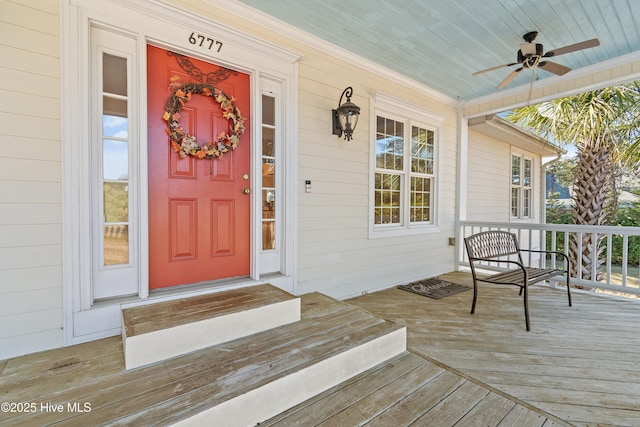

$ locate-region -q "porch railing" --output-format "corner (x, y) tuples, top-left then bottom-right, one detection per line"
(459, 221), (640, 297)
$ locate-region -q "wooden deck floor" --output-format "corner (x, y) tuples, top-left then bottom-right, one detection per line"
(263, 351), (565, 427)
(2, 273), (638, 426)
(1, 288), (560, 427)
(347, 271), (640, 427)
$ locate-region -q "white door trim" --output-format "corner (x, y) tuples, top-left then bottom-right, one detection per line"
(61, 0), (300, 346)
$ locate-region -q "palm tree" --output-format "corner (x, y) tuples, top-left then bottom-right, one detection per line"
(507, 83), (640, 280)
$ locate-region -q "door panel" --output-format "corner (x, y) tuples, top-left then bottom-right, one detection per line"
(147, 45), (251, 289)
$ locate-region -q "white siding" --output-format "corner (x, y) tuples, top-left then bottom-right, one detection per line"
(0, 0), (63, 359)
(466, 129), (544, 224)
(466, 131), (510, 221)
(296, 58), (459, 298)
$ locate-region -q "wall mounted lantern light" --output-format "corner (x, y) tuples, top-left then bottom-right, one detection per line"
(332, 87), (360, 141)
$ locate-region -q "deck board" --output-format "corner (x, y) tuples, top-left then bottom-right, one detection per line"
(347, 271), (640, 427)
(0, 287), (560, 427)
(122, 284), (297, 337)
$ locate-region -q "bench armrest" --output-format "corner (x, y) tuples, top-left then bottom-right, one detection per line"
(469, 257), (528, 270)
(519, 249), (571, 270)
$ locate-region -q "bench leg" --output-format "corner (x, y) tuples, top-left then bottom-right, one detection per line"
(470, 280), (478, 315)
(523, 285), (530, 331)
(566, 275), (572, 307)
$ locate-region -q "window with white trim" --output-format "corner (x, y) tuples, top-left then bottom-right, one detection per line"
(90, 26), (139, 301)
(511, 153), (533, 219)
(371, 94), (442, 237)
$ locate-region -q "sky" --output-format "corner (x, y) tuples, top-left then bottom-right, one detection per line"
(103, 115), (129, 180)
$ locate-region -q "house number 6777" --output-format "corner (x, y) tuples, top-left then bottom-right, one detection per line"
(188, 32), (223, 52)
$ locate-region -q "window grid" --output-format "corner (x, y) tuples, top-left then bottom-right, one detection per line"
(511, 154), (533, 219)
(374, 172), (402, 224)
(374, 114), (436, 227)
(410, 126), (434, 223)
(101, 53), (130, 267)
(261, 94), (277, 251)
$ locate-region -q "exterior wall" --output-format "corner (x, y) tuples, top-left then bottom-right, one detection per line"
(465, 132), (510, 221)
(0, 1), (64, 357)
(466, 129), (544, 224)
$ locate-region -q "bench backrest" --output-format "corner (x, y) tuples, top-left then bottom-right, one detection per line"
(464, 230), (522, 261)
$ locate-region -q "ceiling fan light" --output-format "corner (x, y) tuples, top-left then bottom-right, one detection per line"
(520, 42), (537, 56)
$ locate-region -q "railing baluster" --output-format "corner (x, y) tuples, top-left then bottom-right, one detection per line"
(605, 235), (612, 286)
(622, 235), (628, 289)
(591, 232), (598, 282)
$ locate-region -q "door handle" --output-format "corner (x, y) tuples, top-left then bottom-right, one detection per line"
(242, 188), (251, 194)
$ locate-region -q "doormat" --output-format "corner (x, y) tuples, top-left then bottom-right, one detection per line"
(397, 278), (471, 300)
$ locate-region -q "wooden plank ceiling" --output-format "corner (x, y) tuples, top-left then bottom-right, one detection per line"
(236, 0), (640, 102)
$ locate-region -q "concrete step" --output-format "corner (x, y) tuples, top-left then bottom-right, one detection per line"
(121, 284), (301, 370)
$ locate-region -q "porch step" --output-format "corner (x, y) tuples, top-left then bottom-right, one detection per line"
(57, 293), (406, 427)
(121, 284), (301, 370)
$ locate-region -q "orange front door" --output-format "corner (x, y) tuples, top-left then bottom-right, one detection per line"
(147, 45), (251, 289)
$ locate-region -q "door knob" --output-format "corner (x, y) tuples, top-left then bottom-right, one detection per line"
(242, 188), (251, 194)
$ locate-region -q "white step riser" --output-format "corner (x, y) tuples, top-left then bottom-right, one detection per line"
(123, 298), (301, 370)
(171, 326), (407, 427)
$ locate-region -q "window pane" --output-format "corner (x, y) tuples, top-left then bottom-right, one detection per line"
(376, 115), (385, 133)
(262, 159), (275, 187)
(511, 187), (520, 217)
(103, 97), (127, 118)
(262, 127), (275, 157)
(524, 158), (532, 187)
(103, 53), (127, 96)
(262, 187), (276, 250)
(376, 116), (404, 171)
(374, 172), (401, 224)
(262, 221), (275, 250)
(104, 182), (128, 223)
(104, 224), (128, 266)
(103, 139), (129, 180)
(262, 189), (275, 219)
(523, 189), (531, 217)
(103, 114), (128, 138)
(512, 155), (521, 185)
(410, 176), (431, 223)
(262, 95), (275, 126)
(411, 126), (434, 174)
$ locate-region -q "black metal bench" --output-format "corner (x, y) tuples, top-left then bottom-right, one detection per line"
(464, 230), (572, 331)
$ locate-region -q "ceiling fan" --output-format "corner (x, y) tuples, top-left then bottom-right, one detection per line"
(473, 31), (600, 88)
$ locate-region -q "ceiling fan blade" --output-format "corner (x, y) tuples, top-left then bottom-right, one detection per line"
(473, 62), (518, 76)
(539, 61), (571, 76)
(497, 68), (523, 89)
(544, 38), (600, 57)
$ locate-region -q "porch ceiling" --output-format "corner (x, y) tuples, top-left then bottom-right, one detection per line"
(234, 0), (640, 104)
